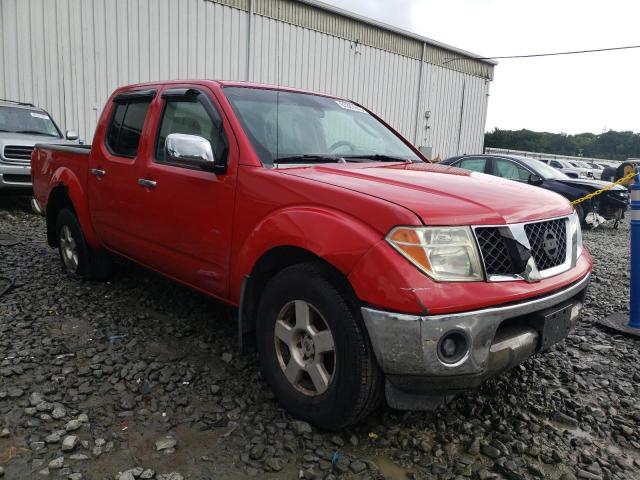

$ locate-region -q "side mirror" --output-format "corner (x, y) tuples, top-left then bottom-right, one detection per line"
(65, 130), (79, 141)
(528, 173), (543, 186)
(165, 133), (227, 174)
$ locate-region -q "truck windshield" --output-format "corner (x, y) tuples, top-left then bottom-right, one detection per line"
(223, 87), (421, 165)
(0, 107), (61, 137)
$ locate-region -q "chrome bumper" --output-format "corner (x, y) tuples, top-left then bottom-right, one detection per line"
(0, 164), (32, 189)
(361, 273), (590, 384)
(31, 198), (44, 216)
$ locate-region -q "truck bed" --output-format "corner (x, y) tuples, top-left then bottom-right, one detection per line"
(31, 143), (92, 213)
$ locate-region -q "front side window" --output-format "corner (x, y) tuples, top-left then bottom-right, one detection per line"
(106, 100), (151, 157)
(0, 106), (61, 137)
(223, 87), (420, 165)
(458, 157), (487, 173)
(155, 96), (227, 164)
(493, 159), (530, 182)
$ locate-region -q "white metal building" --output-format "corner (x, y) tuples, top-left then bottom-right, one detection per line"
(0, 0), (495, 159)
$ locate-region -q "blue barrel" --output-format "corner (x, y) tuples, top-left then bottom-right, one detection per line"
(630, 171), (640, 328)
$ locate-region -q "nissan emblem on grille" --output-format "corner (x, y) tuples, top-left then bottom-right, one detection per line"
(475, 217), (569, 280)
(542, 229), (559, 260)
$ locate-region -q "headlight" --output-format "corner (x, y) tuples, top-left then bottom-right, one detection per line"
(569, 212), (583, 258)
(578, 171), (587, 178)
(386, 226), (484, 281)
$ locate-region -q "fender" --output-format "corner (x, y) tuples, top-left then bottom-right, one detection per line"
(48, 167), (101, 248)
(230, 206), (385, 301)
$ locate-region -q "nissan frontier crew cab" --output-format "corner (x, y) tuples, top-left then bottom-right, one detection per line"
(31, 81), (592, 429)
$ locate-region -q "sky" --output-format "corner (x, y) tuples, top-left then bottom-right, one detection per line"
(324, 0), (640, 135)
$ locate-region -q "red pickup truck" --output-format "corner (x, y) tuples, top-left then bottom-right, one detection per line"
(31, 80), (592, 429)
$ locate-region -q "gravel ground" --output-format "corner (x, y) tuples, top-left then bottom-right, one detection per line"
(0, 195), (639, 480)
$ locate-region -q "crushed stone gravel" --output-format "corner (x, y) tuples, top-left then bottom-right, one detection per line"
(1, 196), (639, 479)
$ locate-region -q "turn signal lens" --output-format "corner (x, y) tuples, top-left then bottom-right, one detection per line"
(388, 228), (431, 272)
(386, 226), (484, 282)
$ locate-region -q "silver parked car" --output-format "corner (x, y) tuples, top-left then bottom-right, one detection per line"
(538, 158), (593, 179)
(0, 99), (79, 191)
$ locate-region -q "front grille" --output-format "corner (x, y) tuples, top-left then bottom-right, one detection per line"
(524, 219), (567, 271)
(2, 145), (34, 165)
(474, 217), (570, 280)
(475, 227), (514, 275)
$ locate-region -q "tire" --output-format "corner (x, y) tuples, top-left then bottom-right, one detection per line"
(55, 208), (111, 280)
(256, 263), (383, 430)
(575, 205), (589, 229)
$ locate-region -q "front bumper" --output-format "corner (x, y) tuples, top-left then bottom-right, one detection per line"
(0, 164), (32, 190)
(361, 272), (590, 408)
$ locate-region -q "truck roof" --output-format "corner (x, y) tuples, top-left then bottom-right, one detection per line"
(118, 80), (348, 101)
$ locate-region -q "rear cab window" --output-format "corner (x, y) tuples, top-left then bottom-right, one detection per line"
(105, 94), (153, 158)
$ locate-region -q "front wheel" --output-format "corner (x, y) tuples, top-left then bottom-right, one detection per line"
(256, 263), (382, 429)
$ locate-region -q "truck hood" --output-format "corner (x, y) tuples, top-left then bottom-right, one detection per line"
(280, 162), (573, 225)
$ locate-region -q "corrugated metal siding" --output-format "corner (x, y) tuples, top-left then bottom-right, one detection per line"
(0, 0), (491, 158)
(255, 0), (423, 60)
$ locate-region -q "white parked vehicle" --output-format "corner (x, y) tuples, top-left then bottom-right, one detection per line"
(568, 160), (601, 179)
(539, 158), (593, 179)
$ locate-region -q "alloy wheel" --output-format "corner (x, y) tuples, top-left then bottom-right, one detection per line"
(273, 300), (336, 396)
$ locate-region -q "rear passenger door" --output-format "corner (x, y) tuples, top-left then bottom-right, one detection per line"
(88, 89), (155, 257)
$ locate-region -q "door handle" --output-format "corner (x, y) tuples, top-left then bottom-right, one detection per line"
(90, 168), (106, 177)
(137, 178), (157, 189)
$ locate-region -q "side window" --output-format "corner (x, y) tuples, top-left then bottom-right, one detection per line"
(458, 157), (486, 173)
(550, 160), (562, 168)
(494, 159), (530, 182)
(155, 95), (227, 165)
(105, 100), (151, 157)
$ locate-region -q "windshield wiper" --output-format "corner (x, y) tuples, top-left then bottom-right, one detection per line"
(14, 130), (59, 137)
(273, 155), (345, 164)
(341, 154), (411, 163)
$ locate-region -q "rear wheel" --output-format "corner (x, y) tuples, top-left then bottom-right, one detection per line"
(256, 263), (382, 429)
(55, 208), (111, 280)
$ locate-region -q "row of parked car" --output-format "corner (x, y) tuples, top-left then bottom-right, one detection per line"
(540, 158), (611, 180)
(441, 154), (630, 228)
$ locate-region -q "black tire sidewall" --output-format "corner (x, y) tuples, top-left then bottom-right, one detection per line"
(575, 204), (587, 228)
(256, 265), (369, 428)
(55, 208), (91, 279)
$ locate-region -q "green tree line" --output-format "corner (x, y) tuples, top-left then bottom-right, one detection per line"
(484, 129), (640, 161)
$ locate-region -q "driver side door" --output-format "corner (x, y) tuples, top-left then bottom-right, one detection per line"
(131, 85), (238, 298)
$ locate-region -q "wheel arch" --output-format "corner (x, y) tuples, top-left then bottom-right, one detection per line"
(45, 167), (100, 248)
(238, 245), (360, 352)
(46, 185), (74, 247)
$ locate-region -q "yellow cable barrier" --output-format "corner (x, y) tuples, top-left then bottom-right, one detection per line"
(571, 170), (637, 206)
